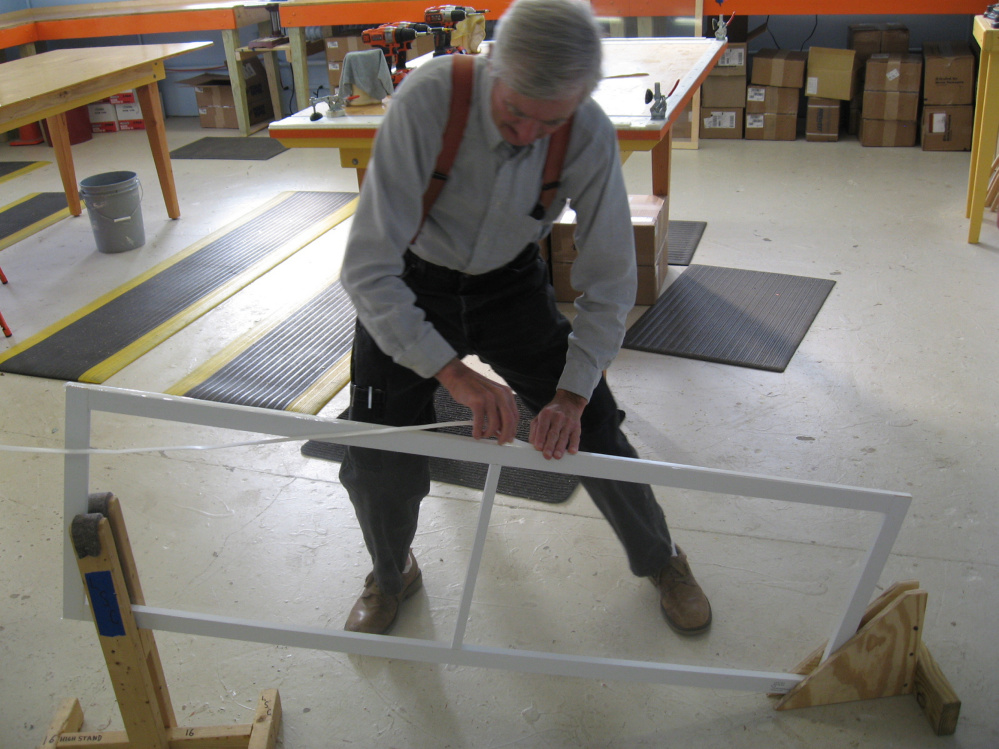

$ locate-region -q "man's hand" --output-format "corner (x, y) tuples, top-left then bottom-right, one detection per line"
(530, 389), (588, 460)
(435, 358), (519, 444)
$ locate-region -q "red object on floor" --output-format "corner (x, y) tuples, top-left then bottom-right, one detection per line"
(41, 107), (93, 146)
(10, 122), (44, 146)
(0, 265), (11, 338)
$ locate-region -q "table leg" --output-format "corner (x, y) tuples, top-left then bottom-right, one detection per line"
(135, 81), (181, 220)
(651, 127), (673, 198)
(287, 26), (311, 113)
(967, 48), (999, 243)
(46, 111), (81, 216)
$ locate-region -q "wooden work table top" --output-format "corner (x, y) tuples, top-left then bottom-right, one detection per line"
(0, 42), (211, 115)
(270, 38), (724, 144)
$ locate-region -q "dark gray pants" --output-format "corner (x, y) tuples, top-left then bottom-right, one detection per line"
(340, 246), (674, 594)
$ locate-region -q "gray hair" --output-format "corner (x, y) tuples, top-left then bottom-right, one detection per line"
(490, 0), (604, 101)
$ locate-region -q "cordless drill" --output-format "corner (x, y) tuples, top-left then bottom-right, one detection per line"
(361, 22), (430, 85)
(424, 5), (487, 56)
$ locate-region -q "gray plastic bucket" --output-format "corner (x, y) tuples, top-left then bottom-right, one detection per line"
(79, 171), (145, 254)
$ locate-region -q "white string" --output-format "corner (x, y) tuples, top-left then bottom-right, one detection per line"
(0, 420), (476, 457)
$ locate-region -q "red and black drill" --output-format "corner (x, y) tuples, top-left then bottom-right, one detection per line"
(424, 5), (487, 56)
(361, 21), (430, 85)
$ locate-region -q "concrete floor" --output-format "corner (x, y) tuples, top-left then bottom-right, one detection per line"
(0, 118), (996, 748)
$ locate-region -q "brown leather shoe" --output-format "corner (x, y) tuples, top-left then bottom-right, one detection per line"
(649, 547), (712, 635)
(344, 551), (423, 634)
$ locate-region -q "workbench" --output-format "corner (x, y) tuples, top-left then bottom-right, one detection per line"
(0, 42), (211, 219)
(269, 37), (726, 198)
(0, 1), (273, 135)
(967, 15), (998, 244)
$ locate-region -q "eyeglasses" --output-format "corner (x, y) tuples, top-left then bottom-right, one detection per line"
(501, 97), (570, 130)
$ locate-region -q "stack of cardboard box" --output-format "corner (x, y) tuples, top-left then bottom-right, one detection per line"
(86, 91), (143, 133)
(180, 57), (273, 129)
(860, 53), (922, 147)
(550, 195), (669, 306)
(804, 46), (861, 143)
(746, 49), (806, 141)
(921, 42), (976, 152)
(847, 23), (910, 134)
(700, 43), (746, 139)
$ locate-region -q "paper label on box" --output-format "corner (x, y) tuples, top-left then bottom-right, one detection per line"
(746, 114), (764, 128)
(704, 111), (737, 129)
(242, 61), (257, 79)
(329, 62), (341, 71)
(806, 77), (818, 96)
(931, 112), (948, 133)
(747, 87), (766, 102)
(720, 48), (745, 67)
(886, 69), (900, 82)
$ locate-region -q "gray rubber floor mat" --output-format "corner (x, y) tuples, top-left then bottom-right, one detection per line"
(170, 137), (288, 160)
(0, 161), (46, 182)
(0, 191), (356, 382)
(623, 264), (835, 372)
(179, 280), (354, 412)
(301, 389), (582, 504)
(666, 220), (706, 266)
(0, 193), (68, 245)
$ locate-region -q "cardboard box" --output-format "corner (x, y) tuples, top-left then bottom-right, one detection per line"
(860, 118), (917, 147)
(700, 108), (743, 139)
(923, 42), (975, 105)
(862, 90), (919, 121)
(635, 252), (669, 305)
(629, 194), (668, 267)
(324, 35), (366, 63)
(745, 112), (796, 141)
(880, 23), (910, 53)
(549, 195), (668, 267)
(848, 24), (882, 63)
(751, 49), (807, 88)
(806, 47), (859, 101)
(86, 102), (118, 133)
(712, 42), (747, 76)
(865, 53), (922, 93)
(114, 103), (145, 131)
(702, 75), (746, 108)
(921, 105), (973, 151)
(672, 102), (692, 140)
(746, 85), (799, 115)
(198, 100), (273, 130)
(550, 205), (577, 263)
(108, 90), (136, 104)
(806, 98), (841, 141)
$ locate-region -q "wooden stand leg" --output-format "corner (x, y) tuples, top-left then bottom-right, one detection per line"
(45, 112), (81, 216)
(135, 82), (181, 220)
(775, 580), (961, 736)
(651, 128), (673, 198)
(45, 492), (281, 748)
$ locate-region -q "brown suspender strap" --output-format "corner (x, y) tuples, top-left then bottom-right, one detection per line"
(418, 54), (475, 233)
(531, 115), (574, 220)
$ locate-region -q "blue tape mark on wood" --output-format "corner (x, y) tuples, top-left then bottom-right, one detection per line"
(85, 570), (126, 637)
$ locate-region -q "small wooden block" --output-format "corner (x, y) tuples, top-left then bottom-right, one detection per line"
(914, 641), (961, 735)
(38, 698), (83, 748)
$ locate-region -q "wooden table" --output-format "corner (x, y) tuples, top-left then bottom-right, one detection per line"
(0, 1), (272, 135)
(269, 38), (725, 198)
(968, 15), (999, 244)
(0, 42), (211, 219)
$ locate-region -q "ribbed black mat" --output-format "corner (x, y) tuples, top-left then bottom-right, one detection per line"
(623, 264), (835, 372)
(0, 161), (45, 182)
(0, 193), (68, 244)
(0, 191), (356, 382)
(179, 280), (355, 412)
(301, 389), (581, 504)
(667, 220), (706, 266)
(170, 137), (288, 160)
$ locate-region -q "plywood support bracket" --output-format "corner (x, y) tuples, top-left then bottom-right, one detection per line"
(774, 580), (961, 736)
(42, 492), (281, 748)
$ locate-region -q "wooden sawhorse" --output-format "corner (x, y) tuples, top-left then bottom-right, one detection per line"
(42, 492), (281, 748)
